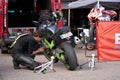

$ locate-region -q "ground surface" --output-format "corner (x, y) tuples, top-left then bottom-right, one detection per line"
(0, 47), (120, 80)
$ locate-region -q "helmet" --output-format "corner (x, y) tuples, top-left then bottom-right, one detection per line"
(52, 11), (63, 21)
(39, 10), (53, 23)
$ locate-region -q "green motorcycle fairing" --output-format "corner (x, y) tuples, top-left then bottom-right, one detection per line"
(43, 39), (65, 62)
(44, 39), (55, 50)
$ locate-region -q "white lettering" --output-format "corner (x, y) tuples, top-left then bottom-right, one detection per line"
(115, 33), (120, 44)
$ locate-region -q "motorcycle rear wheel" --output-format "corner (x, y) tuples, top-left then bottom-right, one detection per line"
(60, 42), (78, 70)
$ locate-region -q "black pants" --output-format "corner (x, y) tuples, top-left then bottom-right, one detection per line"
(11, 53), (39, 70)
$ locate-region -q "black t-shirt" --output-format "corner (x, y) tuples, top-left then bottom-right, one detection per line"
(11, 34), (41, 56)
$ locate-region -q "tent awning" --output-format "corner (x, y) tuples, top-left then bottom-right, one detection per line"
(62, 2), (70, 9)
(68, 0), (120, 10)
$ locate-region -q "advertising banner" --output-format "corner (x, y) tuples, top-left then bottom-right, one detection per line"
(8, 27), (36, 34)
(97, 21), (120, 61)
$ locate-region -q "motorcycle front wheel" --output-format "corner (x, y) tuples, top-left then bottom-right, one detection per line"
(60, 42), (78, 70)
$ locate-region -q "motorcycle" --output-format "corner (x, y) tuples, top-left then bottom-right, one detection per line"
(87, 4), (117, 50)
(33, 18), (79, 70)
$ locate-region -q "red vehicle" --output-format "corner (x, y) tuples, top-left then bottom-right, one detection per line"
(0, 0), (51, 53)
(0, 0), (9, 53)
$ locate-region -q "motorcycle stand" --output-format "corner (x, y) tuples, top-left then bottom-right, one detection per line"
(79, 54), (95, 71)
(33, 56), (56, 74)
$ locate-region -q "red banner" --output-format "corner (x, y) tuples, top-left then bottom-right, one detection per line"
(97, 21), (120, 61)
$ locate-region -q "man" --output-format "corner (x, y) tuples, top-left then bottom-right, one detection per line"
(10, 30), (45, 70)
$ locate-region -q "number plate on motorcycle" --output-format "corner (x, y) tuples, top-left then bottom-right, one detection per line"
(60, 32), (73, 39)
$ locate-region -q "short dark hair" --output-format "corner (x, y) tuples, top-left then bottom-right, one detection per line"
(32, 30), (45, 38)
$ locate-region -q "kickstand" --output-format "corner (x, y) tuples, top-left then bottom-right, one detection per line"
(34, 56), (56, 74)
(79, 54), (95, 70)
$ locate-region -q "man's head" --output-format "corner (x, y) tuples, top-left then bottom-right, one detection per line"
(32, 30), (45, 42)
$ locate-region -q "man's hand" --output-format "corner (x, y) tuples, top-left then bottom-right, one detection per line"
(31, 47), (45, 55)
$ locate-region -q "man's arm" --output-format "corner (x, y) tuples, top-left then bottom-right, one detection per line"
(31, 47), (45, 55)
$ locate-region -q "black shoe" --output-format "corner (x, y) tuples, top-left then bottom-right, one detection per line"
(14, 66), (21, 69)
(13, 59), (21, 69)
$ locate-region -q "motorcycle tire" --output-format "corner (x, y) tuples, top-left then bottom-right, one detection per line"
(60, 42), (78, 70)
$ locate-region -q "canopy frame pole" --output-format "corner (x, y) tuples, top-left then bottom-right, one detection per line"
(68, 9), (70, 27)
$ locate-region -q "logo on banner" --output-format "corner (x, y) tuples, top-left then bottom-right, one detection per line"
(115, 33), (120, 44)
(114, 33), (120, 50)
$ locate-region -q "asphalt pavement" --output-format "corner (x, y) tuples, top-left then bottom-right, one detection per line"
(0, 47), (120, 80)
